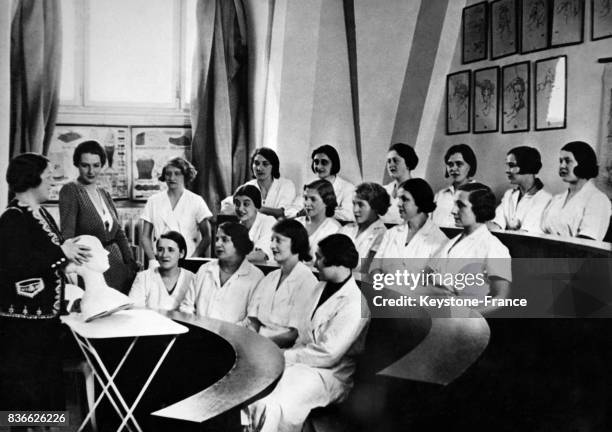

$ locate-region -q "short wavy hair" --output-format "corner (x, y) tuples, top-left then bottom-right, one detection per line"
(73, 140), (106, 167)
(7, 153), (49, 193)
(457, 182), (496, 223)
(272, 219), (312, 262)
(317, 234), (359, 269)
(354, 182), (390, 216)
(311, 145), (341, 176)
(561, 141), (599, 180)
(304, 179), (337, 218)
(158, 230), (188, 259)
(159, 157), (198, 184)
(398, 178), (436, 214)
(251, 147), (280, 179)
(444, 144), (477, 178)
(388, 143), (418, 171)
(508, 146), (542, 175)
(217, 222), (254, 257)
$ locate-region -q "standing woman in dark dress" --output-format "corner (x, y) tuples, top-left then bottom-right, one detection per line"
(0, 153), (91, 410)
(60, 140), (138, 293)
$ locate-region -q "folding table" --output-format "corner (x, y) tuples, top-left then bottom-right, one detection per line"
(61, 309), (188, 432)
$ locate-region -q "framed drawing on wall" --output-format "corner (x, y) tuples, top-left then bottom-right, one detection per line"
(447, 70), (471, 135)
(473, 66), (499, 133)
(551, 0), (585, 47)
(491, 0), (519, 59)
(502, 62), (530, 133)
(521, 0), (550, 53)
(535, 55), (567, 130)
(462, 2), (488, 63)
(592, 0), (612, 40)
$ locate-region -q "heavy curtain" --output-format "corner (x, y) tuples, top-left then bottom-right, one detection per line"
(10, 0), (62, 157)
(191, 0), (250, 214)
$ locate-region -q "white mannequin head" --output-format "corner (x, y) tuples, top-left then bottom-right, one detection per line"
(73, 235), (110, 274)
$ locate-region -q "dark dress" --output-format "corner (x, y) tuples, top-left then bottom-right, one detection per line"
(0, 200), (67, 410)
(59, 181), (136, 293)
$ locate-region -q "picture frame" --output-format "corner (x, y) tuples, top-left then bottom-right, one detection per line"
(521, 0), (550, 53)
(447, 70), (471, 135)
(502, 62), (530, 133)
(592, 0), (612, 41)
(473, 66), (500, 133)
(462, 2), (489, 64)
(551, 0), (585, 47)
(491, 0), (519, 59)
(535, 55), (567, 130)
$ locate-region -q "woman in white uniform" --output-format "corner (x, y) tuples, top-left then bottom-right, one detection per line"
(129, 231), (194, 311)
(427, 183), (511, 315)
(220, 147), (296, 218)
(373, 178), (448, 277)
(247, 234), (370, 432)
(381, 143), (418, 225)
(432, 144), (477, 227)
(490, 146), (552, 233)
(296, 179), (341, 261)
(541, 141), (611, 240)
(179, 222), (264, 323)
(233, 185), (276, 263)
(339, 182), (390, 272)
(246, 219), (319, 348)
(141, 157), (212, 265)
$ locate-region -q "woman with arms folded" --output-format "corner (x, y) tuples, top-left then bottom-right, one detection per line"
(490, 146), (551, 233)
(129, 231), (194, 311)
(141, 157), (212, 266)
(541, 141), (611, 240)
(381, 143), (418, 224)
(179, 222), (263, 323)
(233, 185), (276, 263)
(245, 219), (319, 348)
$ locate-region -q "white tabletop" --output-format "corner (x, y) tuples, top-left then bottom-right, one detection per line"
(61, 308), (188, 339)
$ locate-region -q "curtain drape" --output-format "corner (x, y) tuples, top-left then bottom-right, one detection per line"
(10, 0), (62, 157)
(191, 0), (250, 214)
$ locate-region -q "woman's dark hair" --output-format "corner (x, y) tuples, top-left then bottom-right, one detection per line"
(317, 234), (359, 269)
(304, 179), (337, 218)
(251, 147), (280, 179)
(272, 219), (312, 262)
(354, 182), (391, 216)
(508, 146), (542, 175)
(217, 222), (254, 257)
(73, 140), (107, 167)
(159, 157), (198, 184)
(561, 141), (599, 179)
(158, 230), (188, 259)
(6, 153), (49, 193)
(457, 182), (496, 223)
(398, 178), (436, 214)
(234, 185), (262, 209)
(388, 143), (418, 171)
(444, 144), (477, 178)
(311, 145), (340, 175)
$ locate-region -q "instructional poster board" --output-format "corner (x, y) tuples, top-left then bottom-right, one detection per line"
(131, 127), (192, 200)
(48, 126), (131, 200)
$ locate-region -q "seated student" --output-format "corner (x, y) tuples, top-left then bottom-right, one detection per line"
(247, 234), (370, 432)
(339, 182), (390, 272)
(432, 144), (477, 227)
(179, 222), (263, 323)
(220, 147), (296, 218)
(541, 141), (611, 240)
(381, 143), (418, 225)
(296, 179), (341, 261)
(372, 178), (447, 275)
(245, 219), (319, 348)
(233, 185), (277, 263)
(490, 146), (552, 233)
(129, 231), (194, 311)
(426, 183), (511, 316)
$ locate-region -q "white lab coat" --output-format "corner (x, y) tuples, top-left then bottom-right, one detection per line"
(220, 177), (297, 215)
(541, 180), (612, 240)
(248, 212), (277, 260)
(128, 267), (194, 311)
(296, 216), (341, 260)
(492, 185), (552, 233)
(431, 185), (458, 227)
(248, 277), (370, 432)
(179, 259), (263, 323)
(339, 219), (387, 270)
(289, 176), (356, 222)
(141, 190), (212, 257)
(380, 181), (403, 225)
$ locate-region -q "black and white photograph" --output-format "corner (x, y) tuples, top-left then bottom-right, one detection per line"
(551, 0), (585, 46)
(521, 0), (550, 53)
(473, 66), (499, 133)
(462, 2), (489, 64)
(592, 0), (612, 40)
(535, 55), (567, 130)
(502, 61), (530, 132)
(491, 0), (519, 59)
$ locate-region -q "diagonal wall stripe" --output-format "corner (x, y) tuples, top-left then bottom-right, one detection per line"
(343, 0), (362, 175)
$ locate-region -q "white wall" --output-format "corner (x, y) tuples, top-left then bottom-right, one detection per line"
(0, 1), (10, 207)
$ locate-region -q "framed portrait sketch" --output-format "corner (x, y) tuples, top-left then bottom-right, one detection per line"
(473, 67), (499, 133)
(491, 0), (519, 59)
(521, 0), (550, 53)
(462, 2), (488, 63)
(551, 0), (585, 46)
(447, 70), (471, 135)
(592, 0), (612, 40)
(535, 55), (567, 130)
(502, 62), (530, 133)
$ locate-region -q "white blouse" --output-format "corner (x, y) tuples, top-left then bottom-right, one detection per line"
(339, 219), (387, 267)
(129, 267), (194, 311)
(380, 181), (403, 225)
(248, 212), (277, 260)
(220, 177), (297, 215)
(296, 216), (341, 259)
(289, 176), (356, 222)
(493, 186), (552, 233)
(431, 185), (458, 228)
